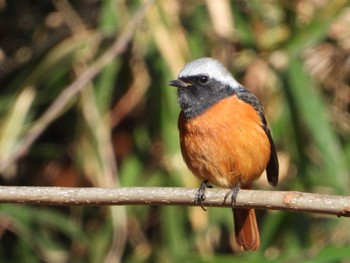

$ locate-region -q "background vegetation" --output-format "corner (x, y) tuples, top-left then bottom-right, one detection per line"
(0, 0), (349, 262)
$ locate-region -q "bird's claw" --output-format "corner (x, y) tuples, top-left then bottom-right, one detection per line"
(224, 182), (241, 207)
(194, 180), (212, 211)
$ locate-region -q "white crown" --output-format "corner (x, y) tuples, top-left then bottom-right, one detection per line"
(178, 57), (240, 89)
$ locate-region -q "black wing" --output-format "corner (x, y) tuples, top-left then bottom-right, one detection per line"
(236, 86), (279, 186)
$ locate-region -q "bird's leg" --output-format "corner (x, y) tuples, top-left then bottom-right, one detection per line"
(224, 182), (241, 207)
(194, 180), (212, 211)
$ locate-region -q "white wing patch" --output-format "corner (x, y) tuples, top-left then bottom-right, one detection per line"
(178, 57), (240, 89)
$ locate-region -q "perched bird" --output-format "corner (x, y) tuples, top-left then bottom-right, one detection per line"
(169, 57), (279, 251)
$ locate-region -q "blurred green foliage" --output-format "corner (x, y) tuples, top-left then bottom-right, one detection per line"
(0, 0), (349, 262)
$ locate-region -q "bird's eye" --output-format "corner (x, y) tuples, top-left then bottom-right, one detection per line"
(198, 75), (209, 84)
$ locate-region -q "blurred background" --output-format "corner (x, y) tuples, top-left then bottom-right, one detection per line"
(0, 0), (349, 262)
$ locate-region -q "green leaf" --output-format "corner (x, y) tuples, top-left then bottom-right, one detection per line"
(286, 57), (347, 192)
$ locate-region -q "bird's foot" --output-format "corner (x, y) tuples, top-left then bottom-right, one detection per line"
(224, 182), (241, 207)
(194, 180), (212, 211)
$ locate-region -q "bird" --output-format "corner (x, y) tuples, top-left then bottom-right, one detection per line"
(168, 57), (279, 251)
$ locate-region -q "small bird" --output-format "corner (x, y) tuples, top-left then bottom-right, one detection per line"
(169, 57), (279, 251)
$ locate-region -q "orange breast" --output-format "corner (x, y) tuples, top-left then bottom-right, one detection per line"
(178, 95), (271, 188)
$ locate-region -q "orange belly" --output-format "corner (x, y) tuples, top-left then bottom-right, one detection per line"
(178, 95), (271, 188)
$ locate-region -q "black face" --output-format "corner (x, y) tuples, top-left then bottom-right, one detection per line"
(171, 75), (235, 118)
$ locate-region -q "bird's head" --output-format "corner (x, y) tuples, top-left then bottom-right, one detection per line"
(169, 57), (240, 118)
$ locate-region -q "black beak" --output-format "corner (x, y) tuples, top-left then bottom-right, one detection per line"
(168, 79), (189, 88)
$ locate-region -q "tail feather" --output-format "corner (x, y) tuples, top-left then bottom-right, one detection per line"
(233, 208), (260, 251)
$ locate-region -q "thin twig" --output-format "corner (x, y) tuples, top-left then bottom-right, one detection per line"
(0, 186), (349, 217)
(0, 0), (154, 172)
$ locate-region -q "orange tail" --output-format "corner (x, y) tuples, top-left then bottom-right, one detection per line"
(233, 208), (260, 251)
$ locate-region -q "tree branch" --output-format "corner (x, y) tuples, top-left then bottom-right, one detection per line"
(0, 186), (349, 217)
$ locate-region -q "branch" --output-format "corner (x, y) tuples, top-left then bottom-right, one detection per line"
(0, 186), (349, 217)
